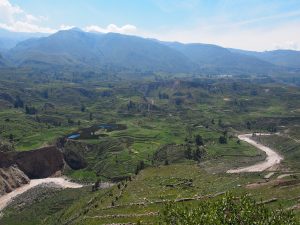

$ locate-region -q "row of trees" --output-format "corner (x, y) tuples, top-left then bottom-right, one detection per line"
(14, 95), (37, 114)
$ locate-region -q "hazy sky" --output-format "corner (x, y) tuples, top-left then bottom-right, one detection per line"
(1, 0), (300, 51)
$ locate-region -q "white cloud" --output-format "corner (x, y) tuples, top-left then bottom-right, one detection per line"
(0, 0), (23, 22)
(85, 24), (137, 34)
(59, 24), (75, 30)
(25, 14), (39, 23)
(0, 0), (55, 33)
(0, 1), (137, 35)
(274, 41), (299, 51)
(141, 18), (300, 51)
(0, 21), (55, 33)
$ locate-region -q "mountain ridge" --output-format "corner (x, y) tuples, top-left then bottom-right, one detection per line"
(0, 28), (299, 75)
(229, 48), (300, 69)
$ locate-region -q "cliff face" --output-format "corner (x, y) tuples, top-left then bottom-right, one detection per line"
(63, 140), (88, 170)
(0, 146), (65, 195)
(0, 146), (65, 179)
(14, 147), (65, 179)
(0, 166), (30, 196)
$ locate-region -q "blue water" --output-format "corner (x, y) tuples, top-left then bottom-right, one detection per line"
(68, 134), (80, 139)
(99, 124), (115, 129)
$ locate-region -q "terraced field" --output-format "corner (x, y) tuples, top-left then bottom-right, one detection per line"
(0, 76), (300, 224)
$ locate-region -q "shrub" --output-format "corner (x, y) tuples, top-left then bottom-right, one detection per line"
(219, 135), (227, 144)
(160, 193), (297, 225)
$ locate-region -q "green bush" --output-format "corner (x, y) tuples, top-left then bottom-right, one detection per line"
(160, 193), (297, 225)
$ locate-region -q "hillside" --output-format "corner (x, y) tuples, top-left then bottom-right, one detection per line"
(0, 29), (47, 51)
(6, 29), (196, 73)
(165, 42), (280, 75)
(229, 48), (300, 69)
(0, 54), (5, 67)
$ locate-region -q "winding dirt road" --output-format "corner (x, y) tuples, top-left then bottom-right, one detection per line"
(0, 177), (82, 212)
(227, 133), (283, 173)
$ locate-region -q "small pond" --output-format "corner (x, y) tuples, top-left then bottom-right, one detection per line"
(67, 134), (81, 139)
(99, 124), (116, 129)
(66, 124), (127, 140)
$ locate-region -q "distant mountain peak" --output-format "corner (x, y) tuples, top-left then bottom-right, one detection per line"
(69, 27), (83, 32)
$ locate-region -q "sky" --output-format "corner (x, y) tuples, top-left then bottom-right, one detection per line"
(0, 0), (300, 51)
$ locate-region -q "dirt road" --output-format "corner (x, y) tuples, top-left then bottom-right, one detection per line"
(227, 133), (283, 173)
(0, 177), (82, 212)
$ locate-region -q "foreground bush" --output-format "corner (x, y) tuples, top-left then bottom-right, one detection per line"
(160, 193), (297, 225)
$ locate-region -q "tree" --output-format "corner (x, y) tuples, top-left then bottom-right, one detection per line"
(67, 118), (74, 125)
(251, 89), (258, 96)
(174, 98), (183, 106)
(42, 90), (49, 99)
(195, 135), (204, 146)
(218, 119), (223, 127)
(139, 160), (145, 170)
(127, 100), (134, 110)
(89, 112), (93, 121)
(193, 147), (202, 161)
(81, 104), (86, 112)
(246, 121), (251, 130)
(135, 160), (146, 175)
(184, 145), (192, 159)
(14, 95), (24, 108)
(186, 126), (192, 138)
(25, 105), (37, 115)
(92, 179), (101, 192)
(159, 92), (169, 99)
(219, 136), (227, 144)
(9, 134), (14, 142)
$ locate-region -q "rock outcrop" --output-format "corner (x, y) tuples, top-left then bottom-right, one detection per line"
(0, 146), (64, 179)
(0, 166), (30, 196)
(63, 141), (88, 170)
(0, 146), (65, 195)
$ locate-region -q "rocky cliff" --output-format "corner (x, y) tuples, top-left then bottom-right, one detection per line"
(0, 146), (65, 179)
(0, 166), (30, 195)
(63, 140), (88, 170)
(0, 146), (65, 195)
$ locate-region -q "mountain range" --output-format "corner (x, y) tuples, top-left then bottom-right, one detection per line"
(0, 29), (47, 52)
(0, 28), (299, 76)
